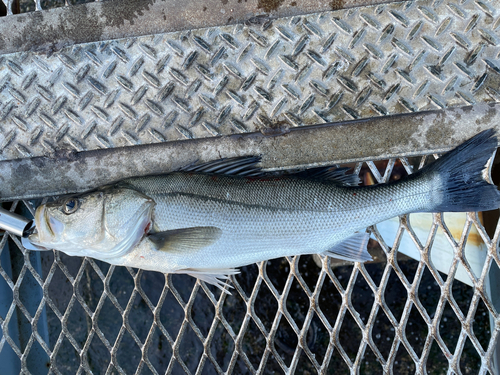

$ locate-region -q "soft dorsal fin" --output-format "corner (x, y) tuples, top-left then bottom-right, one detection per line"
(148, 226), (222, 253)
(181, 156), (262, 176)
(324, 232), (372, 262)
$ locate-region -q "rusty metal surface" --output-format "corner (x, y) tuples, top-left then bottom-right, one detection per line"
(0, 0), (499, 162)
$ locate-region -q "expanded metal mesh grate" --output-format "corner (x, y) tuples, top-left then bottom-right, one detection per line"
(1, 153), (499, 374)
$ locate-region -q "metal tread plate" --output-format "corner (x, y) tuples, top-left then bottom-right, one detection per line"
(0, 0), (499, 160)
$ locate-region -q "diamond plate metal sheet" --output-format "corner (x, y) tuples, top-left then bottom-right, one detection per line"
(0, 0), (500, 159)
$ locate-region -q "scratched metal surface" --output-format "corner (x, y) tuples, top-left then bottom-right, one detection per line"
(0, 0), (500, 374)
(0, 0), (499, 160)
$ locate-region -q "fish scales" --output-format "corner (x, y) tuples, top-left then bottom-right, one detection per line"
(116, 173), (433, 270)
(124, 172), (433, 213)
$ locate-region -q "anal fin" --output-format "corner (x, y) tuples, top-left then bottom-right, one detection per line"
(324, 232), (372, 262)
(177, 267), (240, 293)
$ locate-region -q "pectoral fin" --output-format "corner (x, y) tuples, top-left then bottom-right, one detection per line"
(148, 226), (222, 253)
(324, 232), (372, 262)
(176, 267), (240, 293)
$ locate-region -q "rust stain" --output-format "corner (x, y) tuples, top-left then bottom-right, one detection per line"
(257, 0), (285, 12)
(440, 212), (485, 247)
(330, 0), (346, 11)
(447, 213), (484, 247)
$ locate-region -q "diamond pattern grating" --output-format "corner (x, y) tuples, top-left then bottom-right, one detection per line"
(1, 154), (499, 374)
(1, 0), (500, 159)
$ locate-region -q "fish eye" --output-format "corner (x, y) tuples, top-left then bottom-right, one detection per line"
(63, 198), (79, 215)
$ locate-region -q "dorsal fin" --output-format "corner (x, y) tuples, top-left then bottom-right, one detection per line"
(180, 156), (263, 176)
(180, 156), (358, 186)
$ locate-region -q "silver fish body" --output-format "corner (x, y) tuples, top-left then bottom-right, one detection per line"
(112, 173), (427, 270)
(29, 130), (500, 286)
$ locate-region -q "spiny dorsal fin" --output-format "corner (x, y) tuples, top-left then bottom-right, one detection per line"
(181, 156), (262, 176)
(324, 232), (372, 262)
(181, 156), (358, 186)
(148, 226), (222, 253)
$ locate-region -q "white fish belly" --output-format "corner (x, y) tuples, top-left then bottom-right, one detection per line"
(158, 205), (337, 269)
(113, 206), (347, 272)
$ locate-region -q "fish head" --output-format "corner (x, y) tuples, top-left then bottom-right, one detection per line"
(29, 186), (155, 258)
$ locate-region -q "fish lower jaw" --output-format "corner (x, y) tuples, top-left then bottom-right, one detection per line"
(31, 226), (149, 260)
(50, 243), (135, 259)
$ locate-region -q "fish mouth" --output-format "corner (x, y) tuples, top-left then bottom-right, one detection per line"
(31, 205), (63, 244)
(29, 206), (46, 245)
(22, 223), (49, 251)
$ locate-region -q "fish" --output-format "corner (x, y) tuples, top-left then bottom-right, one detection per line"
(27, 129), (500, 289)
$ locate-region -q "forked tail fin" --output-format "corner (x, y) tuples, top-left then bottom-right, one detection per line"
(419, 129), (500, 212)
